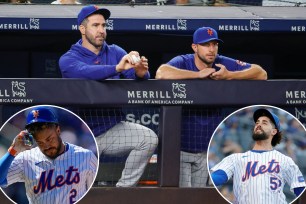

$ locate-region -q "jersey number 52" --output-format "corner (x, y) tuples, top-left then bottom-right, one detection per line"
(270, 177), (282, 191)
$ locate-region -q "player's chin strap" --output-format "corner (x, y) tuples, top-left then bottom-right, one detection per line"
(8, 146), (18, 157)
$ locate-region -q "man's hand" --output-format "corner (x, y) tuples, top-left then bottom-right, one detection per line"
(210, 64), (231, 80)
(115, 51), (141, 72)
(8, 131), (32, 156)
(198, 68), (216, 79)
(134, 56), (149, 78)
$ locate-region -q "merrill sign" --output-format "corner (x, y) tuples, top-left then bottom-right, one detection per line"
(286, 91), (306, 104)
(127, 83), (193, 104)
(0, 18), (39, 30)
(145, 19), (187, 31)
(218, 20), (260, 32)
(0, 81), (34, 104)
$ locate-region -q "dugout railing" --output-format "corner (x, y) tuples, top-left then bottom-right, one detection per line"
(0, 79), (306, 204)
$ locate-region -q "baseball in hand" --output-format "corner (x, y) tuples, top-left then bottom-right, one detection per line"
(131, 55), (141, 64)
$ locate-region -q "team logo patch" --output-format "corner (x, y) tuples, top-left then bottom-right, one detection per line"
(298, 176), (305, 182)
(32, 110), (39, 120)
(207, 29), (214, 36)
(236, 60), (247, 66)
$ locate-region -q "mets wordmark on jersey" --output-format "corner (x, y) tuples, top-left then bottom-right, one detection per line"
(212, 150), (306, 204)
(4, 143), (97, 204)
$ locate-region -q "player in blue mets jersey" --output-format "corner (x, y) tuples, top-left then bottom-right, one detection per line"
(59, 5), (158, 187)
(211, 108), (306, 204)
(0, 106), (97, 204)
(155, 27), (267, 187)
(156, 26), (267, 80)
(59, 5), (149, 80)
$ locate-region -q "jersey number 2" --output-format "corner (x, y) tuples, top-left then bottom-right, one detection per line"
(70, 189), (77, 204)
(270, 177), (282, 190)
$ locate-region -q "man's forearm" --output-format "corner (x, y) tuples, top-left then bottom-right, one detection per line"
(155, 64), (200, 79)
(0, 152), (15, 186)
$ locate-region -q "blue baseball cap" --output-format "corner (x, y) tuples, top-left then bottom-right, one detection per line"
(193, 27), (223, 44)
(77, 5), (111, 25)
(253, 109), (281, 131)
(25, 107), (58, 128)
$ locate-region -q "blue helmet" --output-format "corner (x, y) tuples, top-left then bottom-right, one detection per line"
(25, 106), (58, 128)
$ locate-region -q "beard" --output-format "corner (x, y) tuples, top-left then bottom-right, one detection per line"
(42, 134), (64, 159)
(252, 131), (269, 141)
(85, 31), (106, 48)
(197, 53), (216, 65)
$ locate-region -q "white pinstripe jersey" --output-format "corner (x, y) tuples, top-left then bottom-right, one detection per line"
(4, 143), (97, 204)
(211, 150), (306, 204)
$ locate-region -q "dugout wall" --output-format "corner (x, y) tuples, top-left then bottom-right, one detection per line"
(1, 79), (306, 203)
(0, 5), (306, 79)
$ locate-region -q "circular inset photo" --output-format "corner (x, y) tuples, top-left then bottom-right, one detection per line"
(0, 105), (99, 204)
(208, 105), (306, 204)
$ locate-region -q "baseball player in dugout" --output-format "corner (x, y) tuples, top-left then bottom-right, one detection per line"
(0, 106), (97, 204)
(59, 5), (158, 187)
(211, 108), (306, 204)
(59, 5), (149, 80)
(155, 26), (267, 188)
(155, 26), (267, 80)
